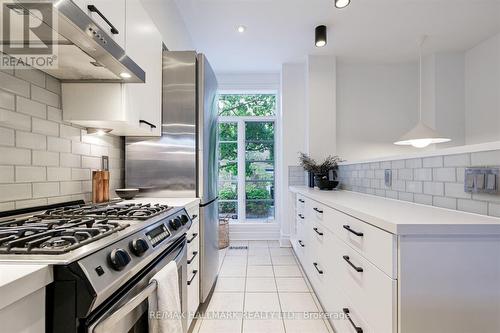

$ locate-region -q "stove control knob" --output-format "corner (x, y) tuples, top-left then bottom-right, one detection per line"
(180, 214), (189, 225)
(130, 238), (149, 257)
(108, 248), (131, 271)
(169, 218), (181, 230)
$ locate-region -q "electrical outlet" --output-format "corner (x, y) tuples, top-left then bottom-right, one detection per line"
(384, 169), (392, 187)
(464, 168), (498, 194)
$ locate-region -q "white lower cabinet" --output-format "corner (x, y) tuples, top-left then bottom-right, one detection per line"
(293, 194), (396, 333)
(291, 189), (500, 333)
(186, 206), (200, 329)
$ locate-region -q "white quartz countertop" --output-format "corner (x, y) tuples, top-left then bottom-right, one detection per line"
(290, 186), (500, 235)
(115, 197), (200, 209)
(0, 264), (53, 310)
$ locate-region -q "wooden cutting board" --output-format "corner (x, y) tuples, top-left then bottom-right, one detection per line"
(92, 171), (110, 203)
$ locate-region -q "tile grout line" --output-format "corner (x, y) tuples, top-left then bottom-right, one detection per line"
(270, 241), (288, 333)
(240, 242), (250, 333)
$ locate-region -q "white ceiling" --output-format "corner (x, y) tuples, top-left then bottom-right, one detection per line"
(174, 0), (500, 73)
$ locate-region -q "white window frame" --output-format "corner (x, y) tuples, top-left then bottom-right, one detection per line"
(218, 90), (279, 223)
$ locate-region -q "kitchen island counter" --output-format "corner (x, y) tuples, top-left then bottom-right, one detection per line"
(290, 186), (500, 235)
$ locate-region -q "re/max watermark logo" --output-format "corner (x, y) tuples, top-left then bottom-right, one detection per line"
(0, 1), (58, 69)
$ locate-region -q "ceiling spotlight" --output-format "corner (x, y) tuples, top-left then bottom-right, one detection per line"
(335, 0), (351, 8)
(120, 72), (131, 79)
(237, 25), (246, 33)
(315, 25), (327, 47)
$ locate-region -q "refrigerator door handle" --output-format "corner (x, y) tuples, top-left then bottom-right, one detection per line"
(200, 197), (218, 207)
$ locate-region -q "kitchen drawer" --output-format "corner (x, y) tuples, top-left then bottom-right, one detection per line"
(328, 286), (374, 333)
(186, 205), (200, 221)
(306, 200), (327, 223)
(327, 207), (396, 278)
(296, 194), (306, 215)
(187, 256), (200, 328)
(328, 235), (396, 333)
(187, 247), (199, 269)
(187, 219), (199, 252)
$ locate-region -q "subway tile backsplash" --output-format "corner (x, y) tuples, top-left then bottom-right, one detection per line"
(0, 66), (124, 211)
(338, 151), (500, 218)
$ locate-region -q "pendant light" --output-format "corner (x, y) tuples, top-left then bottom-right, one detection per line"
(315, 25), (327, 47)
(394, 36), (451, 148)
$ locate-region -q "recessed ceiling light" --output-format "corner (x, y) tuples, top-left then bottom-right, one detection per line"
(120, 72), (131, 79)
(237, 25), (246, 33)
(335, 0), (351, 8)
(315, 25), (327, 47)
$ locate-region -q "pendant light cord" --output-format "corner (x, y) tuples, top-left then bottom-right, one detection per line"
(418, 35), (427, 122)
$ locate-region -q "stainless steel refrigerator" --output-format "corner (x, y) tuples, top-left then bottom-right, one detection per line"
(125, 51), (219, 303)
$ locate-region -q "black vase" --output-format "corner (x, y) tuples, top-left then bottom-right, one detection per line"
(308, 172), (315, 188)
(314, 174), (338, 190)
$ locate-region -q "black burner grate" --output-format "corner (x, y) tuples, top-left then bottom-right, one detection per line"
(0, 217), (129, 254)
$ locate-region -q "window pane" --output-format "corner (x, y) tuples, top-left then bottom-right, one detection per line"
(219, 143), (237, 161)
(219, 123), (237, 141)
(246, 201), (274, 220)
(218, 94), (276, 117)
(246, 143), (274, 161)
(246, 162), (274, 181)
(219, 201), (238, 220)
(245, 182), (274, 200)
(219, 161), (237, 181)
(219, 182), (237, 200)
(245, 122), (274, 141)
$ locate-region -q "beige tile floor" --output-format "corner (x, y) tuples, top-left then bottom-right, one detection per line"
(192, 240), (333, 333)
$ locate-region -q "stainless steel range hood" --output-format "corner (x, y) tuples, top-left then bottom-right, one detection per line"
(2, 0), (145, 83)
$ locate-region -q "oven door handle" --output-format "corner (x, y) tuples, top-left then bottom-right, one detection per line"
(94, 280), (158, 333)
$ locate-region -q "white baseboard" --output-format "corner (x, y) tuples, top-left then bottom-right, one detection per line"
(279, 235), (291, 248)
(229, 222), (280, 240)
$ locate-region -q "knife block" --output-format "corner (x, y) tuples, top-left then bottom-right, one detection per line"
(92, 171), (110, 203)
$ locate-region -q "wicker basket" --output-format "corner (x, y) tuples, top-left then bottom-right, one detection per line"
(218, 216), (230, 249)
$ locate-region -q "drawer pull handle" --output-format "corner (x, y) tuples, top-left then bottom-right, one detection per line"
(313, 207), (323, 214)
(298, 199), (305, 203)
(139, 119), (157, 129)
(187, 233), (198, 244)
(187, 251), (198, 264)
(298, 240), (305, 247)
(187, 270), (198, 286)
(343, 308), (363, 333)
(313, 227), (323, 236)
(343, 255), (364, 272)
(298, 214), (305, 219)
(343, 225), (364, 237)
(313, 262), (324, 275)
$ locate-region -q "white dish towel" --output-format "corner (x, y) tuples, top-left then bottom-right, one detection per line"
(148, 261), (183, 333)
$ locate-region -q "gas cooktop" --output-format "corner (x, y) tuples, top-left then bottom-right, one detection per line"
(0, 201), (172, 256)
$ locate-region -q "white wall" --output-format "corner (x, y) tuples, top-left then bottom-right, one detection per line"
(217, 72), (281, 91)
(306, 55), (337, 160)
(336, 62), (419, 161)
(280, 63), (307, 243)
(140, 0), (194, 50)
(434, 53), (466, 147)
(465, 33), (500, 144)
(422, 53), (466, 148)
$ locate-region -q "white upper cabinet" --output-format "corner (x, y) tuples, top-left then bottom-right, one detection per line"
(72, 0), (126, 49)
(124, 0), (162, 136)
(62, 0), (162, 136)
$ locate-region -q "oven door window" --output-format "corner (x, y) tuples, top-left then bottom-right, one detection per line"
(96, 299), (149, 333)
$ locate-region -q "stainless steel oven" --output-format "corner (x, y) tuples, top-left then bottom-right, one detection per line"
(87, 237), (188, 333)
